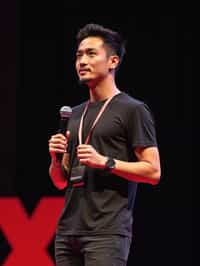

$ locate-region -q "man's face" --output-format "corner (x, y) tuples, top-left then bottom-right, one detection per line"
(75, 37), (112, 85)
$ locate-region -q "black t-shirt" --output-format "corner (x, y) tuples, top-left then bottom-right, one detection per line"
(56, 92), (157, 237)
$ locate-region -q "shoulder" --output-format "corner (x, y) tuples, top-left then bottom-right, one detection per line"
(113, 92), (147, 111)
(112, 92), (155, 123)
(71, 101), (87, 117)
(72, 101), (86, 111)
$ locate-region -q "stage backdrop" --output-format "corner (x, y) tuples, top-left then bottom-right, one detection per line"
(0, 4), (193, 266)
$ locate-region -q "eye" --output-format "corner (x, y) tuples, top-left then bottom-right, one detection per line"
(76, 53), (82, 58)
(88, 51), (96, 57)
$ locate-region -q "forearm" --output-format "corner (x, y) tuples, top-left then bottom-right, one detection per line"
(111, 159), (160, 185)
(49, 154), (70, 189)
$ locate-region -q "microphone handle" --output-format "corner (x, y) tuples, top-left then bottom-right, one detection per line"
(56, 118), (68, 162)
(58, 118), (68, 135)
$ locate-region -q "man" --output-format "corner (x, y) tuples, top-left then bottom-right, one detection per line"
(48, 23), (161, 266)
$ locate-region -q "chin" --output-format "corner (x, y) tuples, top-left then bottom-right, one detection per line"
(79, 77), (91, 85)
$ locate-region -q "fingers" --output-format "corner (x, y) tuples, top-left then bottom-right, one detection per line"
(49, 144), (66, 153)
(77, 145), (93, 162)
(77, 145), (92, 155)
(48, 133), (68, 155)
(76, 145), (102, 168)
(77, 145), (91, 153)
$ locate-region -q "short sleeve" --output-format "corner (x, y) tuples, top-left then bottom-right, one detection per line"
(127, 103), (158, 148)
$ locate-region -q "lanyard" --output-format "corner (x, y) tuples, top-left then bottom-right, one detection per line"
(78, 96), (115, 145)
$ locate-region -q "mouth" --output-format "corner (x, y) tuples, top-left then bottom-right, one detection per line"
(79, 69), (90, 75)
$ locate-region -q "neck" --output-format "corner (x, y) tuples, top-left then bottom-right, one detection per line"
(88, 75), (120, 102)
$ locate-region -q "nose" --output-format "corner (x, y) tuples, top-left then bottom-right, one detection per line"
(78, 54), (88, 66)
(79, 62), (87, 68)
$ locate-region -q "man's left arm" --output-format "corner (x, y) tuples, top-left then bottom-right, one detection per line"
(110, 146), (161, 185)
(77, 144), (161, 185)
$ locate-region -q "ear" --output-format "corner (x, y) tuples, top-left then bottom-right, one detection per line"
(108, 55), (120, 71)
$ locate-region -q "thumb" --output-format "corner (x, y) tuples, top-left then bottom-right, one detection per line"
(66, 130), (70, 139)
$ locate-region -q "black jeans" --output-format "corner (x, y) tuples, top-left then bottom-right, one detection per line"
(55, 234), (132, 266)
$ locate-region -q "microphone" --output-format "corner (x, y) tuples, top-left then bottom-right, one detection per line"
(56, 106), (72, 161)
(58, 106), (72, 135)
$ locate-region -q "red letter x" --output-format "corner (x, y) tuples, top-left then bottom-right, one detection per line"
(0, 197), (64, 266)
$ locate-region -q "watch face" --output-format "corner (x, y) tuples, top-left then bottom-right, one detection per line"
(105, 158), (115, 171)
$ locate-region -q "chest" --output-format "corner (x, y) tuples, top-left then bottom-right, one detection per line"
(68, 106), (127, 145)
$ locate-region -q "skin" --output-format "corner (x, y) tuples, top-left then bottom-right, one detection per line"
(49, 36), (161, 189)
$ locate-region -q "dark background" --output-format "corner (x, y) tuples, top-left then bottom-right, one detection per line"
(0, 1), (193, 265)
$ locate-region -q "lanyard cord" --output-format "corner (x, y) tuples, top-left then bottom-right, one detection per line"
(78, 96), (115, 145)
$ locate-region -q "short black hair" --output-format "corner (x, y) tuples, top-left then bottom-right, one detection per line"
(76, 23), (126, 67)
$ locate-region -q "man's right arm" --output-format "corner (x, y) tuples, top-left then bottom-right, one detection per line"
(48, 132), (70, 190)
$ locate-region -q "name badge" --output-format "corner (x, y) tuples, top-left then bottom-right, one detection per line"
(70, 165), (85, 187)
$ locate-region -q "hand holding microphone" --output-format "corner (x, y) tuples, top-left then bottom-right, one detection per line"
(48, 106), (72, 163)
(49, 131), (70, 162)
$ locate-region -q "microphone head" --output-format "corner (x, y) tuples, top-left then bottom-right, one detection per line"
(59, 106), (72, 119)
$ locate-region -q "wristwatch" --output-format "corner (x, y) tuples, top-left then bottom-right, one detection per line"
(104, 157), (116, 172)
